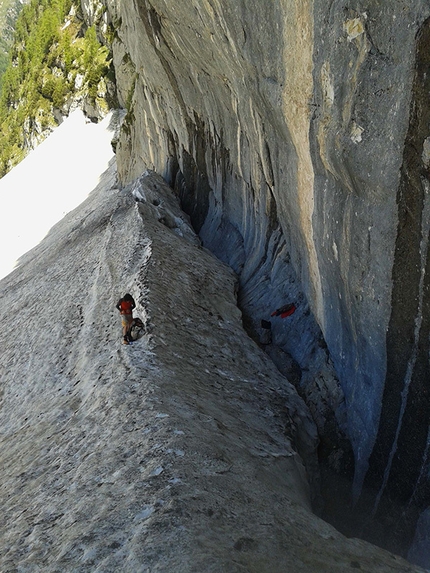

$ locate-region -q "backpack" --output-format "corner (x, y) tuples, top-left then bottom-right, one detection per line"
(129, 317), (145, 341)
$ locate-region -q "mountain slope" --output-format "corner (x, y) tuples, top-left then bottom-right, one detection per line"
(0, 0), (114, 176)
(0, 151), (422, 570)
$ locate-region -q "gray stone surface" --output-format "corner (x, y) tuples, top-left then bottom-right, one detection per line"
(1, 165), (423, 571)
(97, 0), (430, 560)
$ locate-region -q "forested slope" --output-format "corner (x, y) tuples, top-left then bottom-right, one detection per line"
(0, 0), (29, 88)
(0, 0), (115, 176)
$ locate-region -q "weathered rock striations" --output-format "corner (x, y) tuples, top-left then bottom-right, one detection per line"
(93, 0), (430, 563)
(2, 164), (423, 571)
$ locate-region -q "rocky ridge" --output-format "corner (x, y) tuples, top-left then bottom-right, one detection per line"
(0, 159), (423, 571)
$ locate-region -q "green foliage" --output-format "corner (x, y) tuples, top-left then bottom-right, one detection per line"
(82, 25), (110, 98)
(122, 74), (137, 137)
(0, 0), (114, 178)
(0, 39), (8, 88)
(0, 0), (29, 85)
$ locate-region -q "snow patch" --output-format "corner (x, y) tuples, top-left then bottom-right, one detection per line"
(0, 110), (115, 280)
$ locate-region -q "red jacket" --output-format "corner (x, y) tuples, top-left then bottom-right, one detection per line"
(271, 303), (296, 318)
(117, 297), (135, 315)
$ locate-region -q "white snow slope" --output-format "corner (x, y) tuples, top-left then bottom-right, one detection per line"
(0, 109), (115, 280)
(0, 119), (423, 572)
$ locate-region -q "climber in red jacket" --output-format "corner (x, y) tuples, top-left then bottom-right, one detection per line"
(116, 293), (136, 344)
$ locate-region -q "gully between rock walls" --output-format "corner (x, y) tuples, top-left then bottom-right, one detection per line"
(169, 131), (430, 565)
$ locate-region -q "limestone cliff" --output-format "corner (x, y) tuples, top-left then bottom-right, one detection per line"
(0, 158), (423, 571)
(87, 0), (430, 563)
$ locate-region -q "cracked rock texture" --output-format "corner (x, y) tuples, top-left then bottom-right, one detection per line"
(93, 0), (430, 563)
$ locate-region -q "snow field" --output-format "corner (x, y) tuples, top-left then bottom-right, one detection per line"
(0, 110), (115, 280)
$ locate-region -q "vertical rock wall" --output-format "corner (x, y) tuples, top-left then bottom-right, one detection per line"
(311, 1), (424, 495)
(98, 0), (430, 561)
(358, 15), (430, 556)
(105, 0), (347, 445)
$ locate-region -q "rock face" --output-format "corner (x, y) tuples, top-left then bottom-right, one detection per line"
(95, 0), (430, 563)
(1, 164), (422, 571)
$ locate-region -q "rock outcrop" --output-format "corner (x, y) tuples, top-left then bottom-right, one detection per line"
(91, 0), (430, 564)
(2, 0), (430, 567)
(0, 162), (423, 571)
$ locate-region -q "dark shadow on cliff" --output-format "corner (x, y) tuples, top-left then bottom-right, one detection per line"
(155, 44), (430, 559)
(167, 140), (362, 552)
(349, 17), (430, 566)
